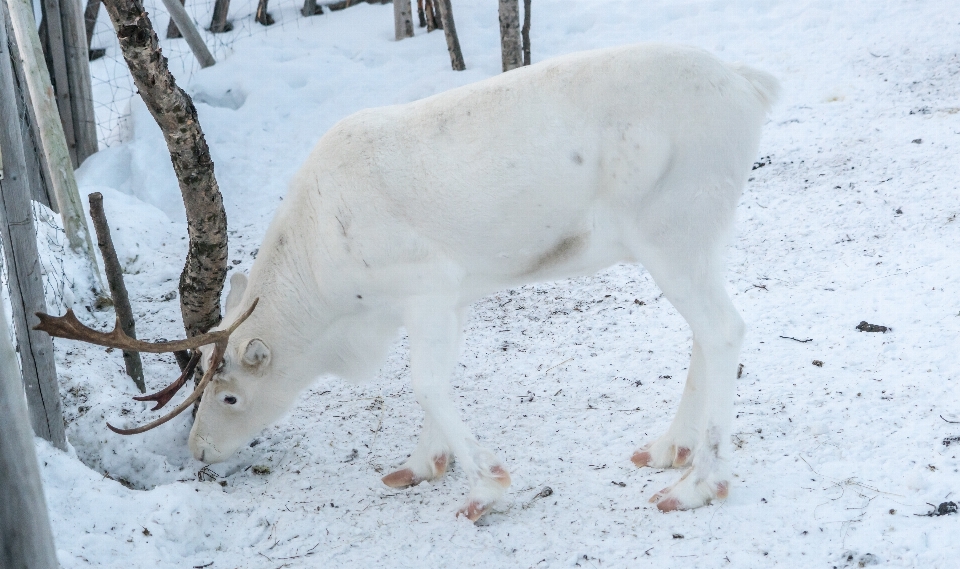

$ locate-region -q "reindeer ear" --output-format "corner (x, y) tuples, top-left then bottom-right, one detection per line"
(242, 339), (271, 369)
(225, 272), (248, 313)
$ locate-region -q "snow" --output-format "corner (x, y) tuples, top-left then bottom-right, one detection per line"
(26, 0), (959, 567)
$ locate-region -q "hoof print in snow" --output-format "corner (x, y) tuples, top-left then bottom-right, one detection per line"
(856, 321), (889, 333)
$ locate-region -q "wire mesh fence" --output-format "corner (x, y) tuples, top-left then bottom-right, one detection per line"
(87, 0), (377, 147)
(4, 0), (390, 318)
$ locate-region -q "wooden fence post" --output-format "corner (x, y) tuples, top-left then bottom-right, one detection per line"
(209, 0), (231, 33)
(89, 192), (145, 392)
(158, 0), (215, 68)
(0, 278), (59, 569)
(3, 11), (58, 211)
(39, 0), (98, 167)
(521, 0), (530, 65)
(6, 0), (106, 299)
(0, 0), (67, 450)
(301, 0), (321, 17)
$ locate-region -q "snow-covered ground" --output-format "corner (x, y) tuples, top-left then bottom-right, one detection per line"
(27, 0), (959, 567)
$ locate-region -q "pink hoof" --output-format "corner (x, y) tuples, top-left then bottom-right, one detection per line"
(489, 465), (512, 488)
(673, 447), (691, 467)
(631, 450), (652, 467)
(457, 501), (489, 522)
(434, 454), (449, 477)
(656, 497), (682, 512)
(382, 468), (419, 488)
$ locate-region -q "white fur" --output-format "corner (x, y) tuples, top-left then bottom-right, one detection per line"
(188, 43), (779, 514)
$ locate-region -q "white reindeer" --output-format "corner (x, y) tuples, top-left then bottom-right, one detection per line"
(40, 43), (778, 519)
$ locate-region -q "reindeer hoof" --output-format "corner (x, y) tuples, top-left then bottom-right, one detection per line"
(631, 440), (693, 469)
(649, 469), (729, 511)
(456, 500), (490, 522)
(382, 468), (419, 488)
(382, 454), (449, 488)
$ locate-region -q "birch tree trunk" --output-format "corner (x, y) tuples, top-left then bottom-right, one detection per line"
(393, 0), (413, 40)
(100, 0), (227, 338)
(498, 0), (521, 72)
(423, 0), (440, 32)
(435, 0), (463, 70)
(416, 0), (425, 27)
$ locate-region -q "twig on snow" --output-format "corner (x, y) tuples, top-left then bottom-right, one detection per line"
(780, 336), (813, 343)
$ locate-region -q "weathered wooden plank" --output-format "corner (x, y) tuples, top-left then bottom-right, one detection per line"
(6, 0), (105, 295)
(0, 278), (59, 569)
(4, 11), (57, 211)
(0, 0), (66, 450)
(40, 0), (79, 166)
(60, 0), (99, 164)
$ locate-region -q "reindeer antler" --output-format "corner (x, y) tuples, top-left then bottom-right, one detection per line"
(34, 299), (258, 353)
(133, 351), (201, 411)
(34, 299), (259, 435)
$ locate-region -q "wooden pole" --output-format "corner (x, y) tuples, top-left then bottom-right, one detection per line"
(521, 0), (530, 66)
(164, 0), (182, 39)
(88, 192), (145, 392)
(0, 6), (67, 450)
(435, 0), (463, 70)
(300, 0), (322, 17)
(209, 0), (231, 33)
(6, 0), (106, 298)
(254, 0), (273, 26)
(393, 0), (413, 40)
(0, 278), (59, 569)
(158, 0), (215, 68)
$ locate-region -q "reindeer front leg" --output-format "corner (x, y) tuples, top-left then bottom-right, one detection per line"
(382, 301), (510, 521)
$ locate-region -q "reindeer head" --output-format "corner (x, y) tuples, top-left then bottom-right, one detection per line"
(186, 274), (291, 463)
(33, 273), (280, 463)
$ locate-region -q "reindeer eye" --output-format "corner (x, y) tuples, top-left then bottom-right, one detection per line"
(223, 396), (237, 405)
